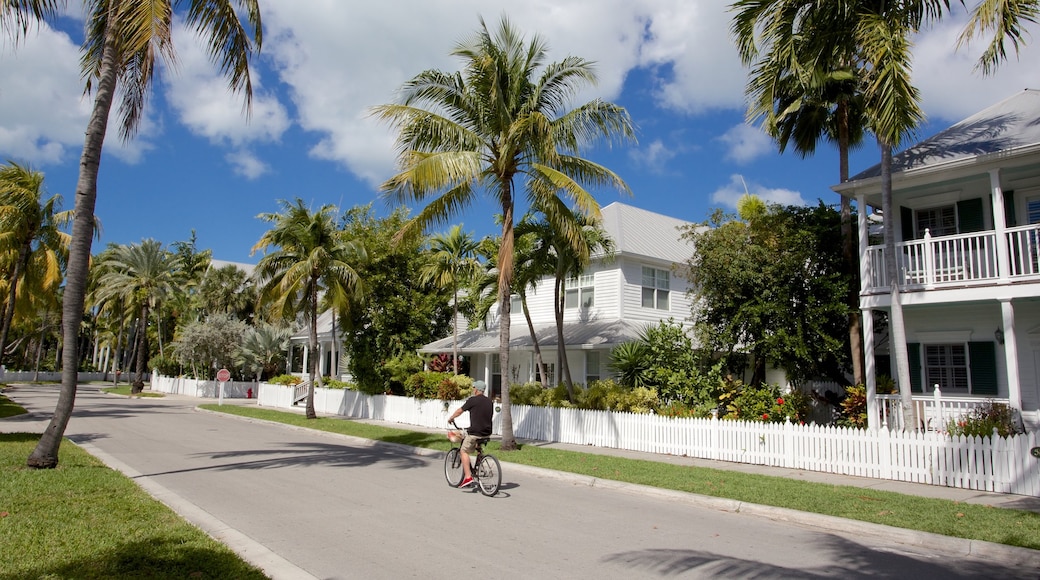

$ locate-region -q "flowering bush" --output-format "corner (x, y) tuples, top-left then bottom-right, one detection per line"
(837, 385), (867, 429)
(268, 374), (302, 386)
(947, 401), (1021, 438)
(720, 381), (811, 423)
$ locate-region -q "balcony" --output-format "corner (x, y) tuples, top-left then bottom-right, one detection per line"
(864, 224), (1040, 292)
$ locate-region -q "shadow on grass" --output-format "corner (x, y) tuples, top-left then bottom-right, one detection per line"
(0, 537), (268, 580)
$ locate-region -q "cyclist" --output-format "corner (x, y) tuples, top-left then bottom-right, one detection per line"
(447, 380), (493, 488)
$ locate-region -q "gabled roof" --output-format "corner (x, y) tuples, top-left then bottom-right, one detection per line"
(418, 319), (648, 354)
(599, 201), (698, 264)
(847, 88), (1040, 182)
(290, 310), (338, 342)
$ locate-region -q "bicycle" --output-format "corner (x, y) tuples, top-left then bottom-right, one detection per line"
(444, 420), (502, 496)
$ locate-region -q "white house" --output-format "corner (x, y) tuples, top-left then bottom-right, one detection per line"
(834, 88), (1040, 432)
(418, 202), (715, 395)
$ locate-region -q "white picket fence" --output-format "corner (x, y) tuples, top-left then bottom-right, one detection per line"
(151, 374), (257, 399)
(247, 381), (1040, 497)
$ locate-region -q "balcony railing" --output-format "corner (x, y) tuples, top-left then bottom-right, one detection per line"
(865, 223), (1040, 291)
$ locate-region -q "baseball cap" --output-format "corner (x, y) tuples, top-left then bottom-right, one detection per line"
(473, 380), (487, 392)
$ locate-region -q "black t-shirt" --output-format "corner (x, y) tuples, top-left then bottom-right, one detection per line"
(461, 395), (494, 437)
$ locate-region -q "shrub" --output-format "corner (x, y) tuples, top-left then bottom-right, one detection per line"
(268, 374), (302, 386)
(947, 401), (1021, 438)
(605, 386), (659, 414)
(721, 381), (811, 423)
(382, 353), (424, 395)
(322, 378), (356, 390)
(438, 374), (472, 401)
(149, 355), (181, 377)
(836, 385), (867, 429)
(404, 371), (450, 399)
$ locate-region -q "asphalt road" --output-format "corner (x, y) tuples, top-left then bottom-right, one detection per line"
(5, 384), (1038, 580)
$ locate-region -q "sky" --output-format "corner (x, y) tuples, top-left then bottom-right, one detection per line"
(1, 1), (1037, 265)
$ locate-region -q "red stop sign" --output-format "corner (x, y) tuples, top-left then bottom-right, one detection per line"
(216, 368), (231, 382)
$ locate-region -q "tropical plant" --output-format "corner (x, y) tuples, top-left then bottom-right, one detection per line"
(372, 16), (635, 450)
(946, 401), (1023, 438)
(12, 0), (263, 469)
(197, 264), (256, 320)
(93, 240), (178, 392)
(252, 198), (365, 419)
(237, 323), (292, 381)
(419, 225), (481, 374)
(0, 162), (72, 367)
(171, 314), (249, 380)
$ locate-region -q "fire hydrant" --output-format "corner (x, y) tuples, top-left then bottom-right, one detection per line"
(247, 388), (253, 399)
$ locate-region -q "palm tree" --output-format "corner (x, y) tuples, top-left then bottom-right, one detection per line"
(730, 0), (945, 429)
(0, 162), (71, 368)
(0, 0), (63, 42)
(732, 5), (868, 383)
(372, 16), (635, 450)
(958, 0), (1040, 74)
(12, 0), (262, 469)
(198, 264), (256, 319)
(252, 198), (366, 420)
(420, 225), (481, 374)
(93, 240), (177, 393)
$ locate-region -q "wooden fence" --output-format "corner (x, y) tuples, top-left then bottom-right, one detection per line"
(230, 380), (1040, 497)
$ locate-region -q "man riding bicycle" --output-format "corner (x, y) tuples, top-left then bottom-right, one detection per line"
(447, 380), (493, 488)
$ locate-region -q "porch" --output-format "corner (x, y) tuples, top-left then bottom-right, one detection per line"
(876, 388), (1014, 432)
(864, 224), (1040, 292)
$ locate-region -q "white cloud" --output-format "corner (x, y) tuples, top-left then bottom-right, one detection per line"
(717, 124), (772, 164)
(630, 139), (678, 173)
(0, 25), (89, 165)
(710, 174), (806, 209)
(226, 150), (269, 179)
(165, 22), (290, 148)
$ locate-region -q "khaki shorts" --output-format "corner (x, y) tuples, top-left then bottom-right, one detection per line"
(460, 433), (485, 454)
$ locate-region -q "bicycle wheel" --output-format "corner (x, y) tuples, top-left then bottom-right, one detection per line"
(444, 448), (464, 487)
(475, 454), (501, 497)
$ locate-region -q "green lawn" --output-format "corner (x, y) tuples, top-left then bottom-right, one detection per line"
(0, 393), (26, 418)
(102, 385), (164, 397)
(202, 404), (1040, 551)
(0, 433), (268, 580)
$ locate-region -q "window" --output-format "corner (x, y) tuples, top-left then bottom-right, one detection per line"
(641, 266), (670, 310)
(916, 205), (957, 238)
(565, 274), (595, 309)
(510, 294), (522, 315)
(536, 362), (555, 386)
(586, 351), (601, 383)
(924, 344), (968, 392)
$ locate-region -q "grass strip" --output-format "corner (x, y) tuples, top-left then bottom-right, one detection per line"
(0, 433), (268, 580)
(0, 393), (27, 418)
(202, 403), (1040, 550)
(102, 385), (164, 398)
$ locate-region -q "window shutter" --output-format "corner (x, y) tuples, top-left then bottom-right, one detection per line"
(907, 343), (923, 393)
(901, 206), (915, 241)
(968, 341), (998, 395)
(957, 198), (985, 233)
(1004, 190), (1016, 227)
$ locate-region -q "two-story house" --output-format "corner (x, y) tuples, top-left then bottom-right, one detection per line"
(835, 88), (1040, 432)
(419, 202), (704, 395)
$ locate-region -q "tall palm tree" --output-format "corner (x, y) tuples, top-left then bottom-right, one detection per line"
(12, 0), (262, 469)
(93, 240), (177, 393)
(420, 225), (481, 374)
(252, 198), (366, 420)
(0, 0), (63, 42)
(372, 16), (635, 450)
(0, 162), (71, 367)
(958, 0), (1040, 74)
(731, 5), (868, 383)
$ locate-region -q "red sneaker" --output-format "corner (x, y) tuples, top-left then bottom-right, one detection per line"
(458, 476), (475, 488)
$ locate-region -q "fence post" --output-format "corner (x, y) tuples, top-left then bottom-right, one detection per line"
(933, 385), (943, 432)
(710, 409), (720, 461)
(784, 419), (796, 469)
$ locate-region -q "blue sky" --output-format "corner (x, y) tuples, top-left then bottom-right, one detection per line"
(1, 1), (1036, 265)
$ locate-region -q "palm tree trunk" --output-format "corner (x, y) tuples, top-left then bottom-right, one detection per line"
(306, 284), (318, 419)
(497, 186), (516, 451)
(554, 276), (574, 397)
(521, 295), (547, 387)
(132, 305), (148, 393)
(28, 1), (120, 468)
(0, 242), (30, 367)
(837, 100), (864, 387)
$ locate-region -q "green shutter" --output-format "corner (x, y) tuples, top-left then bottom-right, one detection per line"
(957, 198), (985, 233)
(907, 343), (923, 393)
(969, 341), (998, 395)
(901, 206), (916, 241)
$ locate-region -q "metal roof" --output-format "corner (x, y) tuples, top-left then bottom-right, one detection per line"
(599, 201), (698, 264)
(418, 319), (649, 354)
(848, 88), (1040, 182)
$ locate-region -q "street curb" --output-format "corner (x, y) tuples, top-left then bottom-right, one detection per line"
(196, 407), (1040, 568)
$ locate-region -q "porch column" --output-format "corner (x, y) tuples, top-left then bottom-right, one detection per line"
(301, 344), (309, 376)
(862, 307), (878, 430)
(889, 285), (916, 430)
(1000, 298), (1023, 415)
(989, 169), (1011, 283)
(857, 194), (871, 291)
